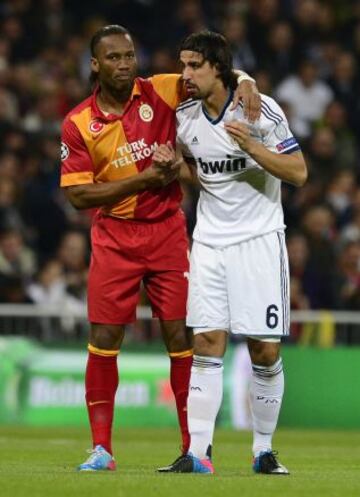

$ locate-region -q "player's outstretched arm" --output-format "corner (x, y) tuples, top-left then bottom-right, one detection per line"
(224, 121), (307, 187)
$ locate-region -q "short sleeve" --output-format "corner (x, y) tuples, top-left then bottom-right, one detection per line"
(60, 118), (94, 187)
(260, 97), (301, 155)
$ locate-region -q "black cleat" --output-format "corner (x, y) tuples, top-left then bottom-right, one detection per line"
(253, 450), (289, 475)
(157, 454), (214, 473)
(157, 455), (187, 473)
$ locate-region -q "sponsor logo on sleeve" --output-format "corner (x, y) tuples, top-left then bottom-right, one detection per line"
(276, 137), (297, 152)
(61, 142), (69, 161)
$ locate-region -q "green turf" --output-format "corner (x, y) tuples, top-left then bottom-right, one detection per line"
(0, 426), (359, 497)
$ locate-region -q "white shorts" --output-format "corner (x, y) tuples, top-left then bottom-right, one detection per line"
(187, 231), (290, 337)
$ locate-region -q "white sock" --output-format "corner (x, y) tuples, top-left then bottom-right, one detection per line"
(231, 343), (253, 430)
(187, 355), (223, 459)
(250, 358), (284, 457)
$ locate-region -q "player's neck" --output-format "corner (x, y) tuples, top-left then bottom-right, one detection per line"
(97, 83), (133, 115)
(202, 86), (231, 120)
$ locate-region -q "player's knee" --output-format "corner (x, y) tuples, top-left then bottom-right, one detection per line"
(162, 321), (191, 352)
(249, 342), (280, 366)
(194, 331), (224, 356)
(168, 332), (190, 352)
(90, 324), (125, 350)
(252, 348), (279, 367)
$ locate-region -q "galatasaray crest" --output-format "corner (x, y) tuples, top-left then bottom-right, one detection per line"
(139, 103), (154, 122)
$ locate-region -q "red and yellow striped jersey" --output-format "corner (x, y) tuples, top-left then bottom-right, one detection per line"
(60, 74), (187, 221)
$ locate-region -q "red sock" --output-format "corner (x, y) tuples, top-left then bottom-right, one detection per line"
(170, 353), (193, 454)
(85, 350), (119, 455)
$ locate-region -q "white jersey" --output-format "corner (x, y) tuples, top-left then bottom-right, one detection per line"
(176, 92), (300, 247)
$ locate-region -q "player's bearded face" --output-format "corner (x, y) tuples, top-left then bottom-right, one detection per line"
(180, 51), (219, 99)
(92, 34), (138, 93)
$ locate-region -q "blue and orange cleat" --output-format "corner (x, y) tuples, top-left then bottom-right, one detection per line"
(77, 445), (116, 472)
(253, 450), (289, 475)
(157, 453), (214, 474)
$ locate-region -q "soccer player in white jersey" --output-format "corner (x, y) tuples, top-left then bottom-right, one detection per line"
(158, 31), (307, 475)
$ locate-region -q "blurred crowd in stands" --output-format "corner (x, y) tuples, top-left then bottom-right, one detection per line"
(0, 0), (359, 342)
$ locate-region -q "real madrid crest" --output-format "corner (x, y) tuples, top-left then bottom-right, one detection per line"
(139, 103), (154, 122)
(274, 122), (288, 140)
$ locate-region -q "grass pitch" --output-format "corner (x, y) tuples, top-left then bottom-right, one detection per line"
(0, 426), (359, 497)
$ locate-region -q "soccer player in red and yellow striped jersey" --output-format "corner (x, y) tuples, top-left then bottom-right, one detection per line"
(60, 24), (260, 471)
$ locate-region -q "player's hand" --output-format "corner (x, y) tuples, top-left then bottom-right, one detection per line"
(224, 120), (255, 153)
(142, 164), (178, 188)
(153, 142), (183, 174)
(152, 142), (176, 169)
(143, 143), (181, 187)
(231, 81), (261, 123)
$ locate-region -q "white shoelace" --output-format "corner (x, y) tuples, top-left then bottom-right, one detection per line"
(84, 447), (103, 464)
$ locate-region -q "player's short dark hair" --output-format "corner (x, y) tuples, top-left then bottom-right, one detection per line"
(89, 24), (130, 87)
(179, 30), (236, 89)
(90, 24), (130, 57)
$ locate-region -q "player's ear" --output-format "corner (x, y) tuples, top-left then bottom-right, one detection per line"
(91, 57), (99, 74)
(213, 62), (221, 78)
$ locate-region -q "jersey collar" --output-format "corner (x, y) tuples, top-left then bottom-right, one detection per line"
(91, 80), (142, 121)
(202, 89), (233, 125)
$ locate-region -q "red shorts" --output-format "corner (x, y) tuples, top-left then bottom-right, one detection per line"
(88, 210), (189, 324)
